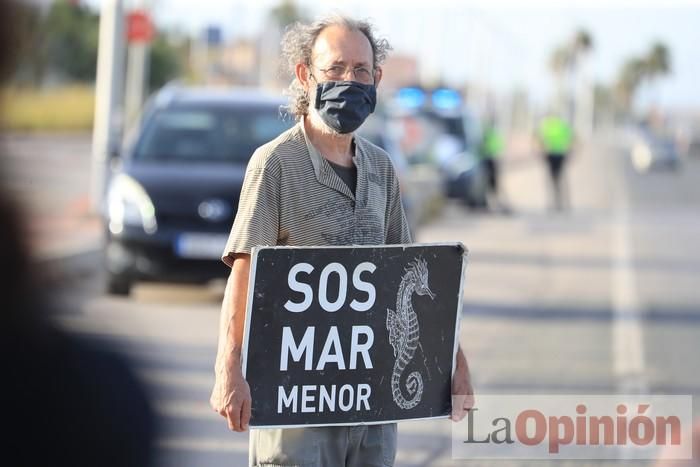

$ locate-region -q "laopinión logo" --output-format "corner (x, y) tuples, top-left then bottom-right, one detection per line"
(452, 395), (693, 460)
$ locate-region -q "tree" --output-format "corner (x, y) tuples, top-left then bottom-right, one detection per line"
(646, 42), (671, 80)
(548, 28), (594, 121)
(44, 0), (100, 82)
(616, 57), (646, 112)
(549, 46), (571, 76)
(11, 2), (50, 86)
(572, 30), (593, 57)
(148, 34), (184, 91)
(549, 29), (593, 79)
(614, 41), (671, 114)
(9, 0), (100, 85)
(269, 0), (305, 30)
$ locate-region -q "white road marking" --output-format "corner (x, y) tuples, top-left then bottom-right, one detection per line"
(612, 187), (647, 393)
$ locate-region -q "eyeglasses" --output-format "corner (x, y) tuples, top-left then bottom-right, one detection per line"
(310, 64), (375, 84)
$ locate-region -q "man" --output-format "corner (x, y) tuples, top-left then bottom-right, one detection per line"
(210, 14), (474, 466)
(478, 117), (507, 212)
(538, 113), (574, 211)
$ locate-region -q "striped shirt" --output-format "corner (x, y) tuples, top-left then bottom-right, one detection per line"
(221, 118), (412, 266)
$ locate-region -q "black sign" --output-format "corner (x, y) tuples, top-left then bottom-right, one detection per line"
(242, 243), (467, 428)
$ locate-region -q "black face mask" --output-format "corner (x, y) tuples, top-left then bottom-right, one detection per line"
(313, 80), (377, 134)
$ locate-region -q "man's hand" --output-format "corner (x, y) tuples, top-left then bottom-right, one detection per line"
(210, 255), (252, 432)
(450, 347), (474, 422)
(215, 352), (252, 432)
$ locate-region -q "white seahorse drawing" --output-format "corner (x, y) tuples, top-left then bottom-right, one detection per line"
(386, 257), (435, 410)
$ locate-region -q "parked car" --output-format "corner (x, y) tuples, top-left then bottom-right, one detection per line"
(103, 86), (294, 295)
(629, 125), (680, 173)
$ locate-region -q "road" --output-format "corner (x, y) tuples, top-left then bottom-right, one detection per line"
(5, 130), (700, 466)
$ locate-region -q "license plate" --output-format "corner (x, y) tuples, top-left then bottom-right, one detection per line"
(175, 233), (228, 259)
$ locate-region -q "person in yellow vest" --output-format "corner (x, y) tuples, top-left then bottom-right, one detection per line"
(538, 114), (574, 211)
(478, 119), (508, 213)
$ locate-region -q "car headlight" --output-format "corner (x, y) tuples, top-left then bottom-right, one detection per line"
(632, 144), (653, 172)
(107, 174), (157, 235)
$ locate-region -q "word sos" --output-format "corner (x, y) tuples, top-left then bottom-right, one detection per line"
(283, 262), (377, 313)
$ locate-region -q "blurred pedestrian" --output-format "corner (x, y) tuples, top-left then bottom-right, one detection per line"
(210, 13), (474, 467)
(478, 118), (509, 213)
(0, 1), (156, 465)
(538, 113), (574, 211)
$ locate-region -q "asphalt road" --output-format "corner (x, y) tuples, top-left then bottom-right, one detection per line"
(6, 130), (700, 466)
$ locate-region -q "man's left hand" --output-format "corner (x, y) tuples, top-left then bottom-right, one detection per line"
(450, 347), (474, 422)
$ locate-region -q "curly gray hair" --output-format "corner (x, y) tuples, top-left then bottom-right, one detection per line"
(280, 14), (392, 119)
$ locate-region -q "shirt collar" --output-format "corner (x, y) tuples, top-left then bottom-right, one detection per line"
(300, 116), (366, 201)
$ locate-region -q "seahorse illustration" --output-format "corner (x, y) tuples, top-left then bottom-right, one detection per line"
(386, 257), (435, 410)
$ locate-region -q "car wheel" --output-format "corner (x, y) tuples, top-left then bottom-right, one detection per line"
(107, 274), (132, 296)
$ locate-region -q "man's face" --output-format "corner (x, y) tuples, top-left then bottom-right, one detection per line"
(309, 25), (374, 85)
(305, 25), (379, 135)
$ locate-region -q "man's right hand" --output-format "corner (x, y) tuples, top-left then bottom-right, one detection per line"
(217, 354), (252, 432)
(211, 254), (253, 431)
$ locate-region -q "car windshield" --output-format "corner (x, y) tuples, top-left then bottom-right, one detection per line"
(134, 106), (293, 163)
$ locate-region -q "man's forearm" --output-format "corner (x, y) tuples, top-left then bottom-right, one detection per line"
(212, 254), (253, 431)
(225, 254), (251, 367)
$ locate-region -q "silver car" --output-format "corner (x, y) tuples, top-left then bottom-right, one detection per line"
(630, 127), (680, 172)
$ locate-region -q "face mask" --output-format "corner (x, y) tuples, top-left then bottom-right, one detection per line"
(313, 80), (377, 134)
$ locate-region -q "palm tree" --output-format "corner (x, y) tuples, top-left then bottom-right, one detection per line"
(616, 57), (646, 112)
(269, 0), (304, 29)
(615, 41), (671, 114)
(549, 46), (571, 76)
(548, 28), (594, 123)
(570, 29), (593, 132)
(642, 41), (671, 112)
(549, 29), (593, 75)
(646, 41), (671, 80)
(572, 29), (593, 60)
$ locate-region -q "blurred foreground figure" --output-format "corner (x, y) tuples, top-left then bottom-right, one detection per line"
(538, 114), (574, 211)
(0, 1), (155, 465)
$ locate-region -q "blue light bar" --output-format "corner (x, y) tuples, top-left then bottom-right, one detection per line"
(395, 87), (426, 109)
(431, 88), (461, 110)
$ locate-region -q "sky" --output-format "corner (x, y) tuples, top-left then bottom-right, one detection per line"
(88, 0), (700, 110)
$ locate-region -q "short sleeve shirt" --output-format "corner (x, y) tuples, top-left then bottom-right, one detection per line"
(221, 119), (412, 267)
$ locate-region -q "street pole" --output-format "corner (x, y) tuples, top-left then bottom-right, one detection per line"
(124, 2), (152, 127)
(91, 0), (125, 213)
(124, 35), (150, 126)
